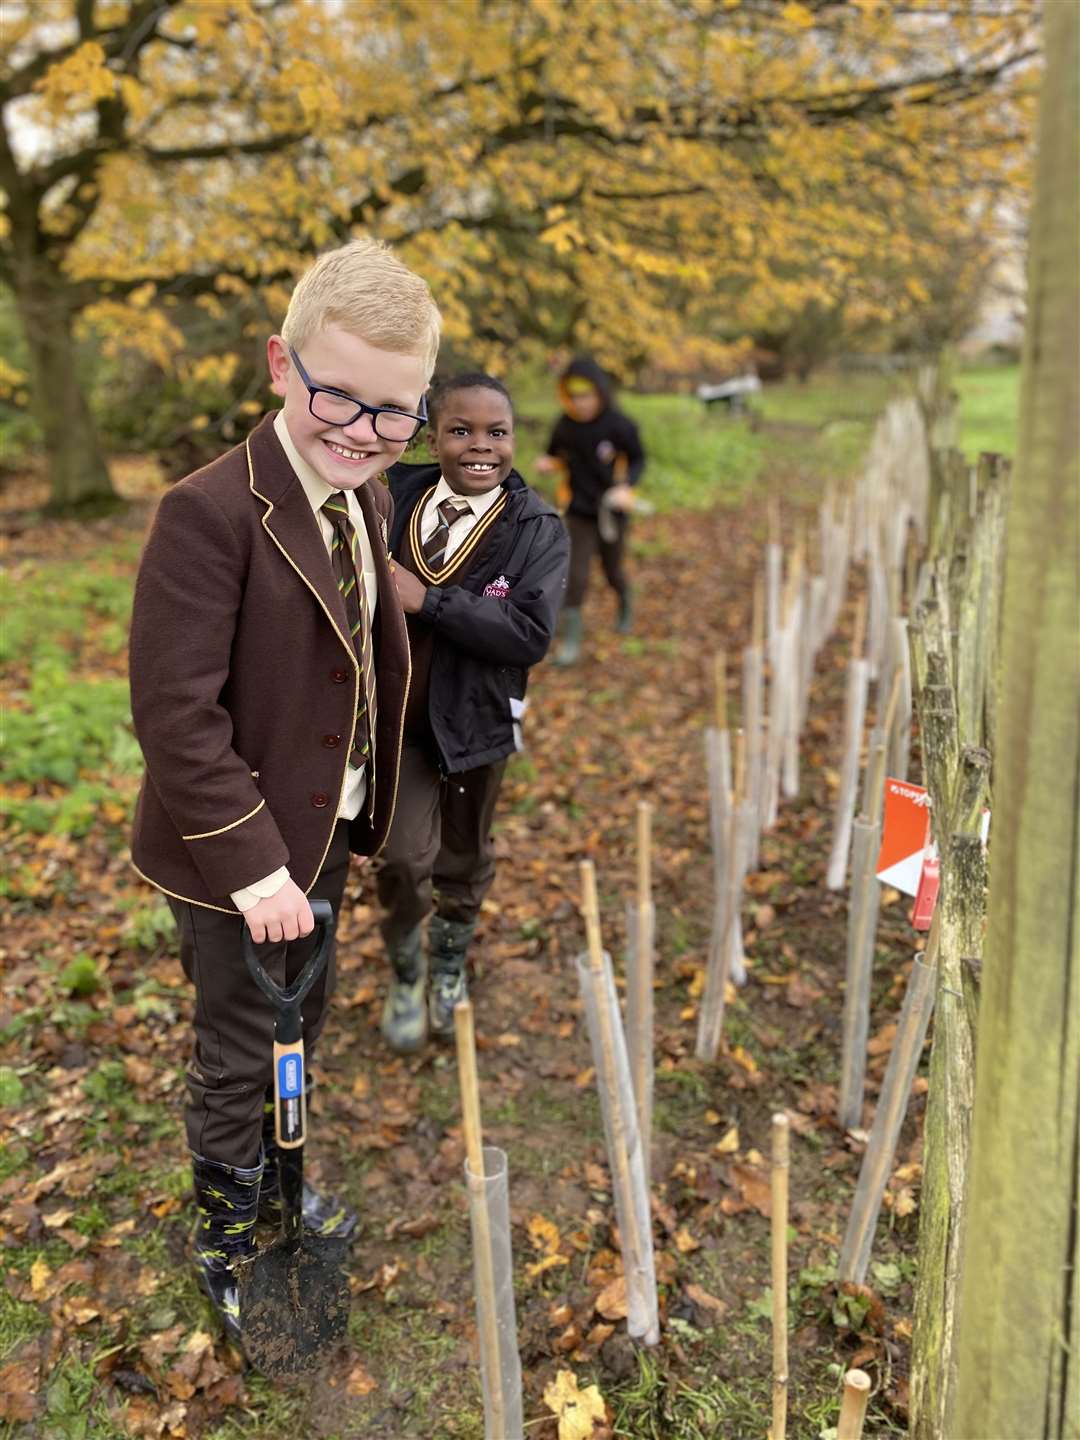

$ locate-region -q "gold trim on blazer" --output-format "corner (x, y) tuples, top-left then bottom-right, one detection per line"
(408, 485), (509, 586)
(182, 799), (267, 842)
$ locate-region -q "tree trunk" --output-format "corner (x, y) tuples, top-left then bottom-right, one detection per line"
(953, 4), (1080, 1435)
(11, 253), (118, 512)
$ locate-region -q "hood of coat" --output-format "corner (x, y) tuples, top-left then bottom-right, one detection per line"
(557, 356), (614, 418)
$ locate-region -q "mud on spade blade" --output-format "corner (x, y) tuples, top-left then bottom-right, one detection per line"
(236, 900), (352, 1379)
(237, 1232), (351, 1380)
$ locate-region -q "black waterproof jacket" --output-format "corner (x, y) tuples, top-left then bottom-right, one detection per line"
(546, 356), (645, 519)
(386, 463), (570, 774)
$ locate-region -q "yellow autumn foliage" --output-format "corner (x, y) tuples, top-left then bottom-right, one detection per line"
(0, 0), (1038, 496)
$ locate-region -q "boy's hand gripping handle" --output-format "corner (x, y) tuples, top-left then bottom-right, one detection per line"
(242, 900), (334, 1151)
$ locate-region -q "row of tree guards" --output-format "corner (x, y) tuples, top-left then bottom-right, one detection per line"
(447, 376), (1001, 1437)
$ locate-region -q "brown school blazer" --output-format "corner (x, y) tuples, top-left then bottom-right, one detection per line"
(129, 412), (411, 912)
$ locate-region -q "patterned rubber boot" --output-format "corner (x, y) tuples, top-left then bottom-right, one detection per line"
(428, 915), (476, 1039)
(379, 924), (428, 1055)
(553, 608), (583, 667)
(259, 1085), (358, 1241)
(191, 1151), (261, 1346)
(616, 589), (634, 634)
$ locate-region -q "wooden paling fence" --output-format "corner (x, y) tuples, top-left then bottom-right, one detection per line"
(447, 372), (1010, 1436)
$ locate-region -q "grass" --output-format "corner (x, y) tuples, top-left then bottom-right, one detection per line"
(953, 363), (1021, 460)
(509, 368), (901, 514)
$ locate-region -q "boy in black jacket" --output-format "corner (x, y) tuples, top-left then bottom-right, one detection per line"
(535, 355), (645, 665)
(381, 373), (569, 1050)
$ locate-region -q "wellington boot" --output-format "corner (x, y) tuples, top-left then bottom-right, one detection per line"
(616, 589), (634, 634)
(553, 608), (583, 667)
(191, 1151), (261, 1346)
(380, 925), (428, 1054)
(428, 915), (475, 1038)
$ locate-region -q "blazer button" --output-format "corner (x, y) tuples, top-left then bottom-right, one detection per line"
(323, 734), (342, 748)
(330, 666), (348, 683)
(311, 792), (330, 809)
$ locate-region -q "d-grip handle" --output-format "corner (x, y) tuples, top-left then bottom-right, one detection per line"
(242, 899), (335, 1152)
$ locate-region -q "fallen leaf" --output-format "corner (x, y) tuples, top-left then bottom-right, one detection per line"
(888, 1186), (917, 1217)
(346, 1359), (377, 1396)
(0, 1359), (38, 1421)
(584, 1162), (609, 1191)
(728, 1162), (772, 1216)
(30, 1256), (50, 1296)
(674, 1227), (700, 1254)
(386, 1212), (440, 1240)
(554, 1322), (583, 1353)
(715, 1125), (740, 1154)
(685, 1282), (727, 1316)
(867, 1023), (897, 1056)
(594, 1275), (628, 1320)
(729, 1045), (758, 1075)
(526, 1253), (570, 1280)
(528, 1213), (562, 1255)
(543, 1368), (607, 1440)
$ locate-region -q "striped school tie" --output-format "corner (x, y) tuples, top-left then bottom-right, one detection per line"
(422, 496), (472, 570)
(323, 492), (377, 819)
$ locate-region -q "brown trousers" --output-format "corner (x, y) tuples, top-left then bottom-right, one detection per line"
(564, 511), (629, 608)
(375, 740), (507, 949)
(167, 821), (350, 1167)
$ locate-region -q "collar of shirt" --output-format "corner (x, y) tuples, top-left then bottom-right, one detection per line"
(421, 474), (505, 542)
(273, 409), (365, 538)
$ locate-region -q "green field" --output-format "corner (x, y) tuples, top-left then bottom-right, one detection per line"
(953, 363), (1022, 460)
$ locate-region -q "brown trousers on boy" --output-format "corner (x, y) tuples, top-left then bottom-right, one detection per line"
(375, 741), (506, 949)
(167, 821), (350, 1168)
(564, 511), (629, 607)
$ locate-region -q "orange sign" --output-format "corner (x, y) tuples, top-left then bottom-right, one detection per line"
(876, 778), (932, 897)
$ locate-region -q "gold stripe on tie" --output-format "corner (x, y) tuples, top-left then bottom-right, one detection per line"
(323, 492), (377, 819)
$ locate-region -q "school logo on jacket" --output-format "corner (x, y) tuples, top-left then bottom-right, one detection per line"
(483, 575), (511, 599)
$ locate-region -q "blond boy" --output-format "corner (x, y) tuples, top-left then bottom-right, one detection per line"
(129, 239), (439, 1342)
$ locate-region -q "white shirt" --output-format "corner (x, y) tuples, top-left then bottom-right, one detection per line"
(229, 411), (379, 912)
(419, 475), (505, 562)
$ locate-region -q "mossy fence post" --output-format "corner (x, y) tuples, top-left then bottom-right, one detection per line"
(953, 4), (1080, 1432)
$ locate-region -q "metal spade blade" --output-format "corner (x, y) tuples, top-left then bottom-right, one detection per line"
(236, 1234), (351, 1380)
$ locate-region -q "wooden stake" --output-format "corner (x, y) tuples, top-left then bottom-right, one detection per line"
(837, 1368), (872, 1440)
(768, 494), (781, 547)
(636, 801), (652, 912)
(580, 861), (653, 1333)
(454, 1001), (506, 1440)
(714, 650), (728, 734)
(771, 1113), (790, 1440)
(632, 803), (654, 1183)
(852, 593), (868, 662)
(733, 727), (746, 805)
(753, 574), (766, 652)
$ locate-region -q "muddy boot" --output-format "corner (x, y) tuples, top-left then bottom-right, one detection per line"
(428, 915), (476, 1039)
(191, 1151), (261, 1346)
(616, 588), (634, 634)
(379, 924), (428, 1055)
(553, 607), (583, 667)
(259, 1084), (358, 1241)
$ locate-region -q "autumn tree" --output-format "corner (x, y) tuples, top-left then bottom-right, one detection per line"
(0, 0), (1037, 510)
(953, 2), (1079, 1434)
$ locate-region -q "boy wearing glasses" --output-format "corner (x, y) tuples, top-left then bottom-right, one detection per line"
(128, 238), (439, 1343)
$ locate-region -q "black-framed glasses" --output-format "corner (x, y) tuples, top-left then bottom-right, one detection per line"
(289, 346), (427, 441)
